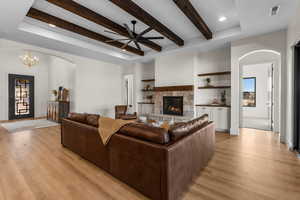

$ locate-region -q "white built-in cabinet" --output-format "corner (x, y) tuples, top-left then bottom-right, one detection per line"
(196, 106), (230, 132)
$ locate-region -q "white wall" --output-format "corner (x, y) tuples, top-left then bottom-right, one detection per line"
(0, 49), (49, 120)
(231, 30), (287, 139)
(286, 1), (300, 148)
(48, 56), (76, 110)
(73, 57), (122, 118)
(155, 52), (194, 87)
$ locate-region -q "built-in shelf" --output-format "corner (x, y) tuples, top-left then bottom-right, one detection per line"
(198, 86), (231, 89)
(141, 79), (155, 82)
(197, 71), (231, 77)
(138, 102), (154, 104)
(141, 89), (154, 92)
(195, 104), (231, 108)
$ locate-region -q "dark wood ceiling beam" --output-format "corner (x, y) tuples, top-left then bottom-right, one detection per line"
(46, 0), (162, 52)
(26, 8), (144, 56)
(108, 0), (184, 46)
(173, 0), (212, 40)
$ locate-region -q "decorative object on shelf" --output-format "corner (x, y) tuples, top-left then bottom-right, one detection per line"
(20, 51), (39, 67)
(221, 90), (226, 105)
(145, 84), (152, 91)
(146, 95), (153, 102)
(62, 88), (70, 102)
(205, 78), (211, 87)
(58, 86), (63, 101)
(51, 90), (58, 101)
(211, 98), (220, 105)
(51, 87), (70, 102)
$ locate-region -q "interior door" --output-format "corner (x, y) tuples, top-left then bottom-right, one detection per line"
(8, 74), (35, 120)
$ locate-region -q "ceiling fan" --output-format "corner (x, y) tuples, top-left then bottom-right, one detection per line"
(104, 20), (164, 51)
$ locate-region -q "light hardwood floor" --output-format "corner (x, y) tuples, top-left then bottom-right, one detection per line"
(0, 125), (300, 200)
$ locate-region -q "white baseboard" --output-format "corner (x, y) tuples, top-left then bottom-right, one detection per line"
(230, 128), (239, 136)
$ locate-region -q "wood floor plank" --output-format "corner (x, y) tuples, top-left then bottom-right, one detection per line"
(0, 124), (299, 200)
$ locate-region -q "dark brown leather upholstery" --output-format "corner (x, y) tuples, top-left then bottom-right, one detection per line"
(61, 115), (215, 200)
(119, 123), (170, 144)
(61, 119), (109, 172)
(86, 114), (100, 127)
(67, 112), (87, 124)
(115, 105), (137, 120)
(169, 114), (209, 141)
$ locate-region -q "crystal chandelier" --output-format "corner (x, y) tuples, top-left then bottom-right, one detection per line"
(20, 51), (39, 67)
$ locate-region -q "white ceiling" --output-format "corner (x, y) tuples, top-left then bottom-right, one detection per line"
(0, 0), (298, 64)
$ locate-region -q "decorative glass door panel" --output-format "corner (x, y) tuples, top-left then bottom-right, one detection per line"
(9, 74), (34, 120)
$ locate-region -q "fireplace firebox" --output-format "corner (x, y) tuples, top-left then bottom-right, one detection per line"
(163, 96), (183, 116)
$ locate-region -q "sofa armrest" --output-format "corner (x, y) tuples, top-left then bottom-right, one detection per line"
(163, 122), (215, 200)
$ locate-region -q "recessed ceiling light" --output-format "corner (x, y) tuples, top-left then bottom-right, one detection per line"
(219, 16), (227, 22)
(270, 5), (280, 16)
(48, 24), (56, 28)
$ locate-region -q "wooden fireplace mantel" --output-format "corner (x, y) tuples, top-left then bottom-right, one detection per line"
(154, 85), (194, 92)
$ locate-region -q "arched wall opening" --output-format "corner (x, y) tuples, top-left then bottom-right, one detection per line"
(230, 32), (287, 146)
(238, 50), (281, 133)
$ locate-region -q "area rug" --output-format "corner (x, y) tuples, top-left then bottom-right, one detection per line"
(1, 119), (59, 133)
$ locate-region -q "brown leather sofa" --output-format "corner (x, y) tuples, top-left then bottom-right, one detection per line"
(61, 113), (215, 200)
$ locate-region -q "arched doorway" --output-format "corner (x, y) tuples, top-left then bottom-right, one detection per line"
(238, 50), (281, 132)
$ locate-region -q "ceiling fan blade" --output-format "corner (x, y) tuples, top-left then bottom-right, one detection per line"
(121, 40), (132, 49)
(134, 41), (141, 51)
(137, 27), (153, 39)
(106, 39), (131, 43)
(124, 23), (135, 39)
(142, 37), (164, 40)
(104, 30), (122, 36)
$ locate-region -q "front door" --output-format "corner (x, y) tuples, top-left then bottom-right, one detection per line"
(8, 74), (35, 120)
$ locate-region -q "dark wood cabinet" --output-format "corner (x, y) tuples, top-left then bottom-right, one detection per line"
(47, 101), (70, 123)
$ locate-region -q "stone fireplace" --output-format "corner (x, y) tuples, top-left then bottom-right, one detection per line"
(163, 96), (183, 116)
(154, 87), (194, 117)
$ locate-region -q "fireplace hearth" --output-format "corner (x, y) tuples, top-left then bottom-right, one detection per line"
(163, 96), (183, 116)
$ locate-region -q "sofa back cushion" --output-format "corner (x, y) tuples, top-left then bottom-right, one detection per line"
(68, 113), (87, 124)
(86, 114), (100, 127)
(119, 123), (170, 144)
(169, 114), (209, 141)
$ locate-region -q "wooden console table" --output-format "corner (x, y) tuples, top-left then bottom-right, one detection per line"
(47, 101), (70, 123)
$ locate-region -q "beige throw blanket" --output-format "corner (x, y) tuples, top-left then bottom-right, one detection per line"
(98, 117), (135, 145)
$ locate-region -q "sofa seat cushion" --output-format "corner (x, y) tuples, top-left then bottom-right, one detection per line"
(86, 114), (100, 127)
(169, 114), (209, 141)
(119, 123), (170, 144)
(68, 113), (87, 124)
